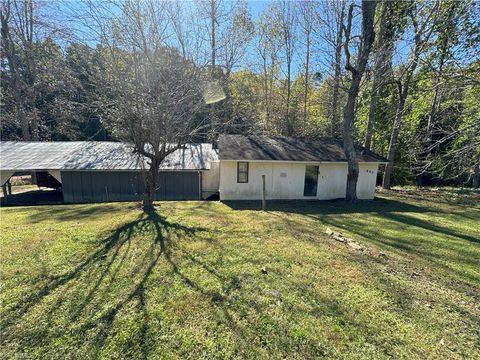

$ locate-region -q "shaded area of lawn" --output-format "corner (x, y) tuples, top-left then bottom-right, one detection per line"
(0, 188), (63, 206)
(0, 190), (479, 359)
(224, 195), (479, 288)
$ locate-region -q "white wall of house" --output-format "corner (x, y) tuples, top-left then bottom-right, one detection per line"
(219, 161), (380, 201)
(357, 163), (379, 199)
(317, 163), (348, 200)
(201, 161), (220, 199)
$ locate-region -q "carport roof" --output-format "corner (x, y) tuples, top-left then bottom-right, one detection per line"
(0, 141), (218, 171)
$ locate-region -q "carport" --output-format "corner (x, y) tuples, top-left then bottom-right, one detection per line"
(0, 141), (218, 204)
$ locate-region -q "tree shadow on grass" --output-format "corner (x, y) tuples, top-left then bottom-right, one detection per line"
(224, 197), (479, 296)
(159, 242), (326, 357)
(223, 197), (432, 215)
(385, 188), (480, 208)
(0, 210), (206, 358)
(25, 203), (128, 223)
(381, 211), (479, 244)
(162, 250), (251, 349)
(4, 207), (284, 357)
(224, 197), (478, 246)
(300, 210), (480, 283)
(0, 189), (63, 207)
(1, 215), (143, 331)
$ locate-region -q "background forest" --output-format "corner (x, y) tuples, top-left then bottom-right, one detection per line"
(1, 0), (479, 187)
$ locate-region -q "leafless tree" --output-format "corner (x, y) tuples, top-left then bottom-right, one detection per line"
(315, 0), (346, 137)
(217, 0), (254, 78)
(92, 0), (220, 210)
(330, 0), (347, 138)
(273, 0), (297, 136)
(255, 6), (281, 133)
(299, 0), (316, 130)
(363, 1), (394, 150)
(197, 0), (253, 76)
(1, 0), (41, 140)
(195, 0), (252, 138)
(167, 0), (207, 65)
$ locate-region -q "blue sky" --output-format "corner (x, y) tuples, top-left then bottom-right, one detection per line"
(248, 0), (270, 19)
(54, 0), (340, 77)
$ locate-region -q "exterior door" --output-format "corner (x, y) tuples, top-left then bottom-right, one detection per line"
(303, 165), (319, 197)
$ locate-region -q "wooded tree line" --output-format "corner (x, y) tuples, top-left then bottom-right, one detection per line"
(1, 0), (479, 190)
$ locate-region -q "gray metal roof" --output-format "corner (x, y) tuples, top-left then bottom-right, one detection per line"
(0, 141), (218, 171)
(218, 135), (389, 163)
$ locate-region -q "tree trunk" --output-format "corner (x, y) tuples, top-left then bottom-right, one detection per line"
(364, 2), (391, 150)
(262, 56), (269, 132)
(342, 0), (377, 202)
(364, 81), (379, 150)
(143, 160), (158, 211)
(19, 106), (30, 140)
(31, 108), (39, 140)
(416, 57), (444, 183)
(330, 3), (345, 137)
(473, 156), (480, 188)
(382, 94), (406, 189)
(268, 57), (275, 132)
(210, 0), (216, 71)
(381, 1), (438, 189)
(382, 29), (423, 190)
(303, 29), (310, 130)
(1, 8), (31, 141)
(285, 60), (292, 136)
(343, 76), (361, 201)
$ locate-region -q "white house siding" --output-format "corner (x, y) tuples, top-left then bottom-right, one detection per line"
(220, 161), (317, 200)
(220, 161), (274, 200)
(201, 161), (220, 199)
(317, 163), (348, 200)
(357, 163), (379, 199)
(318, 163), (378, 199)
(219, 161), (380, 201)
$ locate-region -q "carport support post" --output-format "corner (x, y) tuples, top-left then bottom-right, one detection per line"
(7, 181), (12, 195)
(262, 175), (266, 211)
(2, 184), (7, 203)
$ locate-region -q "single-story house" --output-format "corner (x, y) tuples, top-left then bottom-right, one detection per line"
(0, 135), (388, 203)
(218, 135), (388, 200)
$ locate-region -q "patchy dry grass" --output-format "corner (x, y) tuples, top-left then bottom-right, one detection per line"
(0, 189), (479, 359)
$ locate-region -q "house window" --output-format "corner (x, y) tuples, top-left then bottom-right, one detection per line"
(237, 162), (249, 183)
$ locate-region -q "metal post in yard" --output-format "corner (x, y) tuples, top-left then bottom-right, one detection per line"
(262, 175), (266, 211)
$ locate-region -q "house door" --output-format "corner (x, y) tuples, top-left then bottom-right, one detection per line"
(303, 165), (319, 197)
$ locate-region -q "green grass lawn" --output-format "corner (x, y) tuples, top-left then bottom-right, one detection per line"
(1, 189), (479, 359)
